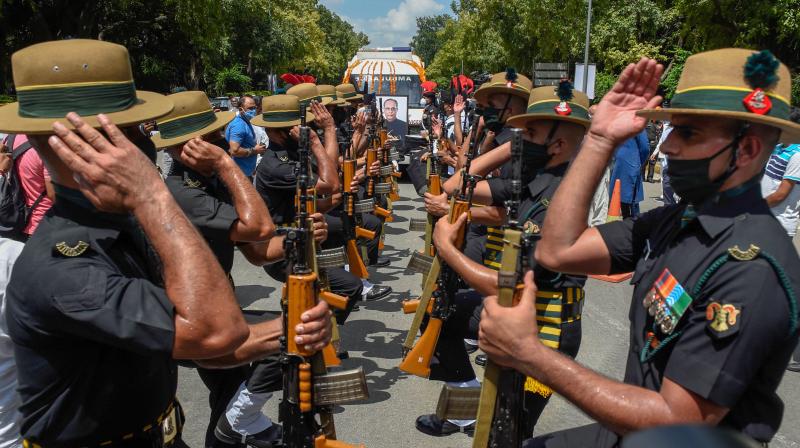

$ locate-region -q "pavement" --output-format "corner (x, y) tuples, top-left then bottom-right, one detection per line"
(178, 180), (800, 448)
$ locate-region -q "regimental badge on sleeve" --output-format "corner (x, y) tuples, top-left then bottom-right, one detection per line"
(706, 301), (741, 339)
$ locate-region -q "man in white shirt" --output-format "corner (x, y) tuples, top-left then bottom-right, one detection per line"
(0, 237), (24, 447)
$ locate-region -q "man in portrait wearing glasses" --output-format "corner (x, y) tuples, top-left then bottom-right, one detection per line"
(382, 97), (407, 149)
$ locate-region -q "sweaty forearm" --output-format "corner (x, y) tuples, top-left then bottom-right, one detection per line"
(133, 188), (248, 358)
(216, 157), (274, 241)
(518, 345), (702, 435)
(196, 319), (282, 368)
(323, 126), (339, 162)
(437, 241), (498, 297)
(239, 237), (287, 266)
(312, 139), (339, 194)
(470, 205), (506, 226)
(539, 135), (613, 262)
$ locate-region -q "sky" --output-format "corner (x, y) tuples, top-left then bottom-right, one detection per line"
(321, 0), (450, 48)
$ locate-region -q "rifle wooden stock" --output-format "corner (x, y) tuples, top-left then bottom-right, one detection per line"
(402, 298), (434, 314)
(372, 205), (392, 220)
(355, 226), (376, 240)
(429, 174), (441, 196)
(322, 343), (341, 367)
(398, 317), (442, 378)
(314, 435), (365, 448)
(320, 290), (348, 310)
(473, 228), (523, 448)
(287, 272), (318, 357)
(345, 240), (369, 279)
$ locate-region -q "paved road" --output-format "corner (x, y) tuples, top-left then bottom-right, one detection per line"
(178, 181), (800, 448)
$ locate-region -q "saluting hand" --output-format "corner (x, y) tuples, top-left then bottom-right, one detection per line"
(589, 57), (664, 147)
(49, 112), (164, 213)
(293, 300), (333, 353)
(310, 101), (334, 130)
(178, 137), (227, 177)
(453, 95), (465, 115)
(479, 270), (541, 368)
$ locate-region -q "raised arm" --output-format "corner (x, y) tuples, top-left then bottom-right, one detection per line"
(433, 213), (500, 296)
(179, 137), (274, 242)
(290, 126), (338, 195)
(537, 58), (664, 275)
(49, 113), (249, 360)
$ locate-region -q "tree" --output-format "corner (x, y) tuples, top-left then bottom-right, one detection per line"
(409, 14), (452, 66)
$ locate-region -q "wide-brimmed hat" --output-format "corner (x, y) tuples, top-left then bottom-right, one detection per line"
(473, 69), (532, 104)
(250, 94), (315, 128)
(507, 81), (591, 129)
(0, 39), (173, 134)
(335, 83), (363, 103)
(637, 48), (800, 142)
(150, 91), (234, 148)
(286, 83), (332, 106)
(318, 84), (345, 106)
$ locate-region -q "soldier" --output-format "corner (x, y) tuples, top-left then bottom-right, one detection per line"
(0, 39), (331, 448)
(480, 51), (800, 447)
(151, 91), (281, 447)
(415, 84), (590, 438)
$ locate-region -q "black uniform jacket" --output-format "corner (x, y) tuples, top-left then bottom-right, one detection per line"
(6, 189), (176, 446)
(597, 184), (800, 442)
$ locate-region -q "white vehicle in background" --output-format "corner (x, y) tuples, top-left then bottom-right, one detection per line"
(343, 47), (427, 128)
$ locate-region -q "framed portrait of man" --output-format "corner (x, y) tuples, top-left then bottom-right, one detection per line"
(377, 95), (408, 148)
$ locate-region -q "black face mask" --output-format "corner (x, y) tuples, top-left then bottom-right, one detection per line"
(667, 135), (742, 205)
(483, 95), (513, 134)
(519, 121), (560, 183)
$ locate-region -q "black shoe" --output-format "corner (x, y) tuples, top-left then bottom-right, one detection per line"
(215, 416), (282, 448)
(464, 340), (478, 354)
(788, 362), (800, 372)
(371, 257), (391, 267)
(475, 354), (487, 367)
(364, 285), (392, 301)
(337, 350), (350, 360)
(415, 414), (474, 437)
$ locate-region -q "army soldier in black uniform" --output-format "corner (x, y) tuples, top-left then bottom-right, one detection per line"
(152, 91), (282, 447)
(0, 40), (332, 448)
(415, 84), (590, 437)
(479, 52), (800, 447)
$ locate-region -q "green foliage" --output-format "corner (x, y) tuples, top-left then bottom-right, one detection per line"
(213, 64), (252, 95)
(0, 0), (368, 94)
(409, 14), (452, 66)
(593, 72), (617, 103)
(660, 48), (691, 99)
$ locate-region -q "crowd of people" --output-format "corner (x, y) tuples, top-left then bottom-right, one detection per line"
(0, 37), (798, 448)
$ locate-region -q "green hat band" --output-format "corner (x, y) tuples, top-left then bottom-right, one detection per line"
(526, 100), (590, 120)
(16, 81), (137, 118)
(671, 87), (790, 119)
(158, 109), (217, 139)
(340, 91), (357, 99)
(262, 110), (300, 122)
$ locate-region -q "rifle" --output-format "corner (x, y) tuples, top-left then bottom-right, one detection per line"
(406, 128), (444, 276)
(340, 132), (372, 280)
(278, 112), (368, 448)
(363, 95), (393, 222)
(399, 109), (484, 378)
(473, 129), (531, 448)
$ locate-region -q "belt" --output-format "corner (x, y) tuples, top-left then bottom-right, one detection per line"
(23, 400), (184, 448)
(534, 288), (585, 349)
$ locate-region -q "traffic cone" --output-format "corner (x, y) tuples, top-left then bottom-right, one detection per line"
(590, 179), (633, 283)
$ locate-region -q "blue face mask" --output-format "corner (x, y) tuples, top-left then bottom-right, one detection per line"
(244, 108), (257, 120)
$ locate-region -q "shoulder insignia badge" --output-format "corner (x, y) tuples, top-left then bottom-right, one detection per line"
(728, 244), (760, 261)
(184, 177), (203, 189)
(706, 301), (741, 335)
(55, 241), (90, 257)
(279, 154), (289, 162)
(523, 220), (540, 235)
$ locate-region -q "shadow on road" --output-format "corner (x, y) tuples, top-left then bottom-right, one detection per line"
(235, 284), (277, 308)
